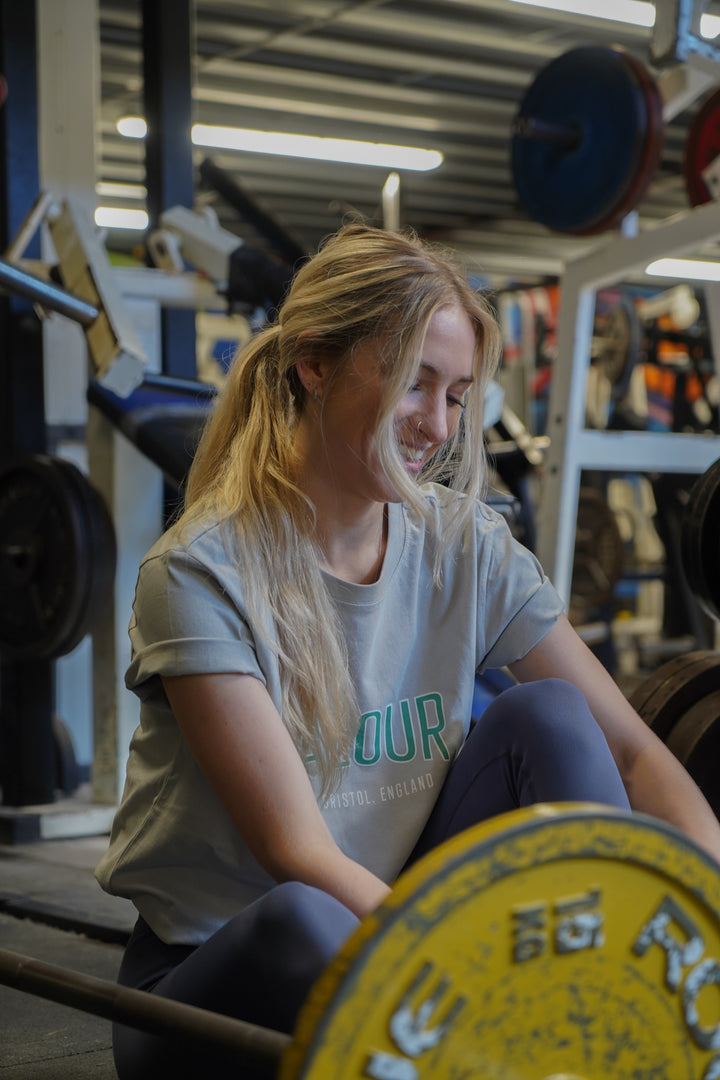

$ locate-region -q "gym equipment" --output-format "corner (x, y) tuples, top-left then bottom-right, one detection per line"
(0, 454), (116, 661)
(87, 372), (217, 489)
(630, 650), (720, 818)
(3, 803), (720, 1078)
(512, 46), (664, 235)
(684, 87), (720, 207)
(0, 946), (289, 1068)
(198, 156), (306, 268)
(592, 294), (641, 405)
(571, 487), (625, 613)
(48, 198), (147, 397)
(3, 193), (148, 398)
(682, 456), (720, 622)
(0, 257), (98, 326)
(147, 201), (295, 313)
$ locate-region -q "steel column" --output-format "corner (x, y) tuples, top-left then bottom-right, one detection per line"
(141, 0), (196, 379)
(0, 0), (55, 809)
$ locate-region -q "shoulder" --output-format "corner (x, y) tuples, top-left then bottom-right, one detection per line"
(141, 514), (233, 573)
(135, 514), (243, 608)
(411, 482), (515, 540)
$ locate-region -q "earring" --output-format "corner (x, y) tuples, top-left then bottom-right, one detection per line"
(417, 419), (423, 433)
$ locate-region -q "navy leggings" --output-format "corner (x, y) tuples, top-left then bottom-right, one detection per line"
(112, 678), (630, 1080)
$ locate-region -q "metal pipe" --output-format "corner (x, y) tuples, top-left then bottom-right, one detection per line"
(0, 947), (291, 1065)
(199, 156), (307, 267)
(0, 258), (99, 326)
(513, 115), (581, 150)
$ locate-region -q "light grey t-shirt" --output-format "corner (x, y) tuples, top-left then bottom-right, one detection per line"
(96, 484), (564, 943)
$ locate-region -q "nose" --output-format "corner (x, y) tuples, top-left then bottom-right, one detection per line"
(419, 394), (451, 444)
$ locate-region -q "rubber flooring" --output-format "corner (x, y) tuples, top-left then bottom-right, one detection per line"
(0, 835), (134, 1079)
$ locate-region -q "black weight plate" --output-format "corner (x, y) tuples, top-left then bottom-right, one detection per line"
(666, 690), (720, 818)
(0, 454), (115, 661)
(681, 457), (720, 622)
(51, 457), (116, 655)
(628, 650), (720, 742)
(571, 488), (624, 607)
(597, 294), (641, 402)
(512, 46), (663, 234)
(684, 87), (720, 207)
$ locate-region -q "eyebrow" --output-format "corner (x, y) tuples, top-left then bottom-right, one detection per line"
(419, 362), (474, 385)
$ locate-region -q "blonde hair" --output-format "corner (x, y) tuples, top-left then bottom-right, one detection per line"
(181, 224), (501, 794)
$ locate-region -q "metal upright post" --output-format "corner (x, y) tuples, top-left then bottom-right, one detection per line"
(142, 0), (196, 380)
(0, 0), (55, 812)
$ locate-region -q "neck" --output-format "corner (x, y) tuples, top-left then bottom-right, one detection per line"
(314, 502), (387, 585)
(293, 412), (388, 584)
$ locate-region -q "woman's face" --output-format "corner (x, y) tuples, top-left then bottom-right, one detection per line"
(315, 304), (477, 506)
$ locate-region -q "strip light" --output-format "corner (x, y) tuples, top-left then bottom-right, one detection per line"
(192, 124), (442, 170)
(95, 206), (149, 230)
(508, 0), (655, 26)
(646, 258), (720, 282)
(96, 181), (147, 199)
(116, 116), (442, 171)
(509, 0), (720, 37)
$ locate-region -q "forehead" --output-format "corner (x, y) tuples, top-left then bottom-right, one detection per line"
(346, 303), (477, 383)
(421, 305), (477, 380)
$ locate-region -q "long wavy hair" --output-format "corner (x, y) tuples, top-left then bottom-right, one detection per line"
(181, 223), (502, 794)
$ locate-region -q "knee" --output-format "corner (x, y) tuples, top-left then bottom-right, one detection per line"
(250, 882), (359, 969)
(482, 678), (604, 751)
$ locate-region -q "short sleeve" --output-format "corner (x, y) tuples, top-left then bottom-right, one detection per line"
(475, 505), (565, 671)
(125, 545), (265, 700)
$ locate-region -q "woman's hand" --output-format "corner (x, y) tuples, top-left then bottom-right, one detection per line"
(162, 671), (391, 919)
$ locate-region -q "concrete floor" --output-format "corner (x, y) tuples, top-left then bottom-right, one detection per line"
(0, 832), (134, 1079)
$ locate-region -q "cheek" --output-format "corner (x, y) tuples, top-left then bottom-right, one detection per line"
(447, 410), (463, 439)
(392, 395), (417, 424)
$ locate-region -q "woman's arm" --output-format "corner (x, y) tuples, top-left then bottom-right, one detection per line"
(162, 671), (391, 919)
(508, 614), (720, 862)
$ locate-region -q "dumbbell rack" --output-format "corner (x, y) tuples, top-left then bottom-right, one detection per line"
(535, 196), (720, 606)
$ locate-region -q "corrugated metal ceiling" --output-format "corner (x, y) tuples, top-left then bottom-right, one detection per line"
(97, 1), (719, 285)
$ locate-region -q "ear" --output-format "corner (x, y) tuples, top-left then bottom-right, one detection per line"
(294, 335), (333, 399)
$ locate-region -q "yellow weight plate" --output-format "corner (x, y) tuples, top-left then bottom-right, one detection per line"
(281, 803), (720, 1080)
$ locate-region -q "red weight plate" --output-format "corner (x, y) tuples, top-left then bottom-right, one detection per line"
(684, 88), (720, 207)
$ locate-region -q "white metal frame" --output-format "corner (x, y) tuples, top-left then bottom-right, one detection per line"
(535, 198), (720, 603)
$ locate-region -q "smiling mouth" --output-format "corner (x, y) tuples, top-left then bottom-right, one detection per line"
(401, 445), (426, 464)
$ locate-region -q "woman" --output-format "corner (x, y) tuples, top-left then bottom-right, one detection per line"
(96, 224), (720, 1079)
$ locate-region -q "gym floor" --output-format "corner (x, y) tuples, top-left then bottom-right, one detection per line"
(0, 825), (134, 1079)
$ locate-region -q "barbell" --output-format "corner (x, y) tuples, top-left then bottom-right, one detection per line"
(513, 44), (720, 233)
(4, 802), (720, 1078)
(512, 45), (665, 235)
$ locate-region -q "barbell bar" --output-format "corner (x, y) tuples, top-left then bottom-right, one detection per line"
(5, 803), (720, 1078)
(0, 256), (99, 326)
(0, 945), (290, 1067)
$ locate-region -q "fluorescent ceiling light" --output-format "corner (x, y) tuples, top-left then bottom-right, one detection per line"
(701, 13), (720, 38)
(96, 181), (147, 199)
(116, 115), (147, 138)
(95, 206), (149, 230)
(509, 0), (720, 36)
(116, 115), (442, 171)
(646, 258), (720, 282)
(191, 124), (442, 171)
(507, 0), (655, 27)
